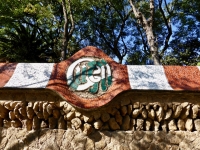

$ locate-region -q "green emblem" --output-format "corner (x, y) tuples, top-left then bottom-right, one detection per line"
(66, 58), (112, 94)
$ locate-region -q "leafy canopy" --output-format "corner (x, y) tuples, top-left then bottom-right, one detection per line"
(0, 0), (199, 65)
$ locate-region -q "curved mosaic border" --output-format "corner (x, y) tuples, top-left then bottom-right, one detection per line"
(46, 46), (130, 109)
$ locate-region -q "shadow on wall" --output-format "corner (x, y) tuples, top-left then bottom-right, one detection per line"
(0, 127), (199, 149)
(0, 127), (46, 150)
(164, 66), (200, 90)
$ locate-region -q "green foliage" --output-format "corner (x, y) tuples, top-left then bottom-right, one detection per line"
(0, 0), (199, 65)
(0, 0), (62, 62)
(162, 0), (200, 65)
(162, 39), (200, 65)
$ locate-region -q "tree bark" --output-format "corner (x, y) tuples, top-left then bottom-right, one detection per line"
(61, 0), (74, 61)
(159, 0), (172, 57)
(128, 0), (160, 65)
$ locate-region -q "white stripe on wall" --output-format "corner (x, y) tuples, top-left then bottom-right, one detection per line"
(197, 66), (200, 71)
(5, 63), (54, 88)
(127, 65), (173, 90)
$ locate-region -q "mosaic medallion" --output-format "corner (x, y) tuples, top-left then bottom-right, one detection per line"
(66, 58), (112, 97)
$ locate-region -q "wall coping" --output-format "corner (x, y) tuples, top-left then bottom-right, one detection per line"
(0, 46), (200, 109)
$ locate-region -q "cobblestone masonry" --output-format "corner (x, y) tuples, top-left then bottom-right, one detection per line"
(0, 90), (200, 149)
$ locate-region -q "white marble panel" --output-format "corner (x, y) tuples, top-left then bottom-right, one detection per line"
(127, 65), (173, 90)
(197, 66), (200, 71)
(5, 63), (54, 88)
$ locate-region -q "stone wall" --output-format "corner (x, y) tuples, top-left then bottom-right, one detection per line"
(0, 90), (200, 149)
(1, 128), (200, 150)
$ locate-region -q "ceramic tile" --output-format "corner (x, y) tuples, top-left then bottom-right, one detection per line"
(127, 65), (173, 90)
(164, 66), (200, 90)
(0, 46), (200, 109)
(0, 63), (17, 87)
(5, 63), (54, 88)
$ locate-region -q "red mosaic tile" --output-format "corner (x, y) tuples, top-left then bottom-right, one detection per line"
(0, 63), (17, 87)
(164, 66), (200, 90)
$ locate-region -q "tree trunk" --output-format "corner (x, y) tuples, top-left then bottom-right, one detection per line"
(146, 27), (160, 65)
(128, 0), (160, 65)
(61, 38), (68, 61)
(152, 50), (160, 65)
(61, 0), (74, 61)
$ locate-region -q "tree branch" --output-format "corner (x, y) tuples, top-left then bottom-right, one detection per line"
(128, 0), (149, 30)
(128, 0), (140, 19)
(136, 22), (149, 52)
(158, 0), (172, 56)
(129, 0), (160, 65)
(121, 36), (128, 58)
(164, 0), (171, 15)
(67, 0), (74, 37)
(108, 1), (132, 21)
(148, 0), (154, 27)
(62, 0), (68, 39)
(61, 0), (75, 60)
(96, 29), (114, 51)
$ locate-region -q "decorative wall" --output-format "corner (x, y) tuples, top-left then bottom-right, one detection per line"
(0, 46), (200, 149)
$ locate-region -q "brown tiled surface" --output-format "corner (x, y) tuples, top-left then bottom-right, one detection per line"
(0, 63), (17, 87)
(164, 66), (200, 90)
(47, 46), (131, 109)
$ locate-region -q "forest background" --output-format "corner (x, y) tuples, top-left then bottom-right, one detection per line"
(0, 0), (199, 65)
